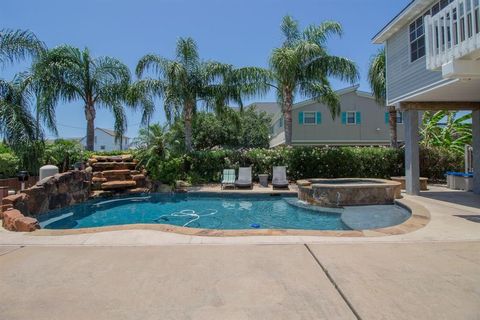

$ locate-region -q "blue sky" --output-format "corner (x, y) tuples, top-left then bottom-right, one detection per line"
(1, 0), (410, 139)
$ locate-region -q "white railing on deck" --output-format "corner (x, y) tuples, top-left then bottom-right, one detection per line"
(425, 0), (480, 70)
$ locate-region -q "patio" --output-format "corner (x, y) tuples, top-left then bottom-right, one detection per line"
(0, 241), (479, 319)
(0, 187), (479, 319)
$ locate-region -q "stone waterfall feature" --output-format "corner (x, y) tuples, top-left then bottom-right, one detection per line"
(88, 155), (148, 197)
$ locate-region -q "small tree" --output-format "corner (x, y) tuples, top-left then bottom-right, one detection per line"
(368, 47), (398, 148)
(136, 37), (268, 152)
(267, 16), (358, 145)
(33, 46), (132, 151)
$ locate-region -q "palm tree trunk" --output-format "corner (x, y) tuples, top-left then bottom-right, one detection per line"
(85, 103), (96, 151)
(284, 90), (293, 146)
(184, 101), (194, 152)
(35, 105), (40, 140)
(388, 106), (398, 148)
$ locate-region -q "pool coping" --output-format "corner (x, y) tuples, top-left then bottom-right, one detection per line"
(29, 198), (430, 238)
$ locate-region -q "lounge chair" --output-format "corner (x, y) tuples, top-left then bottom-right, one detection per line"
(221, 169), (236, 190)
(272, 166), (289, 189)
(235, 167), (253, 189)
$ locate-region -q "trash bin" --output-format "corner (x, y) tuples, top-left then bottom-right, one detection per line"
(258, 174), (269, 188)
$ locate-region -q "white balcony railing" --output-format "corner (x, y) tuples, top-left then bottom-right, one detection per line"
(425, 0), (480, 70)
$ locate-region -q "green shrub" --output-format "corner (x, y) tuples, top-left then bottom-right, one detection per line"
(44, 139), (84, 172)
(149, 146), (462, 184)
(0, 153), (20, 179)
(419, 146), (464, 181)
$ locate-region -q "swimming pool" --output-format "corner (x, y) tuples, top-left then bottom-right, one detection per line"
(38, 193), (411, 231)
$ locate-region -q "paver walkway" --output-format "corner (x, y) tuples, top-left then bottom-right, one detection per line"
(1, 242), (479, 319)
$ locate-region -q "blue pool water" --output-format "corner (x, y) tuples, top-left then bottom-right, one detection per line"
(38, 193), (411, 231)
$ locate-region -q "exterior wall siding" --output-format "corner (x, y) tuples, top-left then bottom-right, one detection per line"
(386, 23), (448, 105)
(290, 92), (405, 145)
(80, 129), (130, 151)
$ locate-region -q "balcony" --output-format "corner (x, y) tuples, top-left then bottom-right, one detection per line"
(425, 0), (480, 77)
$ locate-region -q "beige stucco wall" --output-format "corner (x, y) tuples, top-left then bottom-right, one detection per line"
(289, 92), (405, 145)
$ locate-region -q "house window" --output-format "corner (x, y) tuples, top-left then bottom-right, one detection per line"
(94, 136), (97, 144)
(100, 145), (105, 150)
(303, 112), (316, 125)
(396, 112), (404, 124)
(346, 111), (356, 125)
(279, 116), (283, 128)
(410, 16), (426, 62)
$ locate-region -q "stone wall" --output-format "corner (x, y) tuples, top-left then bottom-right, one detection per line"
(1, 170), (91, 217)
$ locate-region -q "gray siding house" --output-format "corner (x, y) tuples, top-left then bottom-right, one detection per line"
(373, 0), (480, 194)
(249, 86), (404, 147)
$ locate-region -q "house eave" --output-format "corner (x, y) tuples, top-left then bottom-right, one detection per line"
(372, 0), (433, 44)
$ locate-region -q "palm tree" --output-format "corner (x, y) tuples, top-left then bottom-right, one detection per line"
(368, 47), (398, 148)
(267, 15), (358, 145)
(0, 29), (46, 144)
(33, 45), (132, 151)
(136, 37), (268, 152)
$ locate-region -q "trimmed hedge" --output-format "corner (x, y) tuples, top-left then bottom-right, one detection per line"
(153, 146), (463, 184)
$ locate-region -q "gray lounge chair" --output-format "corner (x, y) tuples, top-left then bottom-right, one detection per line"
(221, 169), (236, 189)
(235, 167), (253, 189)
(272, 166), (289, 189)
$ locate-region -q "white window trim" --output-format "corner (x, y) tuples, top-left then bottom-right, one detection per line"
(346, 111), (357, 125)
(396, 111), (404, 124)
(303, 111), (317, 125)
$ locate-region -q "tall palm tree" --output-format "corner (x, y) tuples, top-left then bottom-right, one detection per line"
(368, 47), (398, 148)
(267, 16), (358, 145)
(136, 37), (268, 152)
(0, 29), (46, 144)
(33, 45), (132, 151)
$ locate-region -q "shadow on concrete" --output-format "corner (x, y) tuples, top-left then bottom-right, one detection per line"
(418, 189), (480, 210)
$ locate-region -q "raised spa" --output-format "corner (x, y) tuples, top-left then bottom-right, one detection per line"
(297, 178), (402, 207)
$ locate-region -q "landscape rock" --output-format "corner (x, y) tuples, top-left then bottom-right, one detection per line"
(8, 170), (91, 218)
(14, 216), (40, 232)
(91, 162), (137, 171)
(2, 209), (24, 231)
(101, 180), (137, 190)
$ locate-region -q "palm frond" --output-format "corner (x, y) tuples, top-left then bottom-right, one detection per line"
(367, 47), (386, 105)
(0, 29), (46, 67)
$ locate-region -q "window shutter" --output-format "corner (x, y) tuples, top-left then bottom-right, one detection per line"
(316, 112), (322, 124)
(341, 112), (347, 124)
(356, 112), (361, 124)
(385, 112), (389, 124)
(298, 112), (304, 124)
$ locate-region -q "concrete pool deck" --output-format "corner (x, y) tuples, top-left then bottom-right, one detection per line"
(0, 242), (479, 319)
(0, 186), (479, 319)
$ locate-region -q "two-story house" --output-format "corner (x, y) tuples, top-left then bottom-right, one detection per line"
(373, 0), (480, 195)
(249, 85), (404, 148)
(79, 127), (131, 152)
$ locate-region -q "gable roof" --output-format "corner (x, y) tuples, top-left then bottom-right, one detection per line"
(372, 0), (433, 44)
(247, 102), (281, 115)
(96, 128), (130, 139)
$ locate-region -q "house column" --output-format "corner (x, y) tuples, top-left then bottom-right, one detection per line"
(404, 109), (420, 195)
(473, 109), (480, 194)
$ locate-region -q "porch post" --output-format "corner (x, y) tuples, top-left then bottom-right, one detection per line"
(404, 109), (420, 195)
(473, 109), (480, 194)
